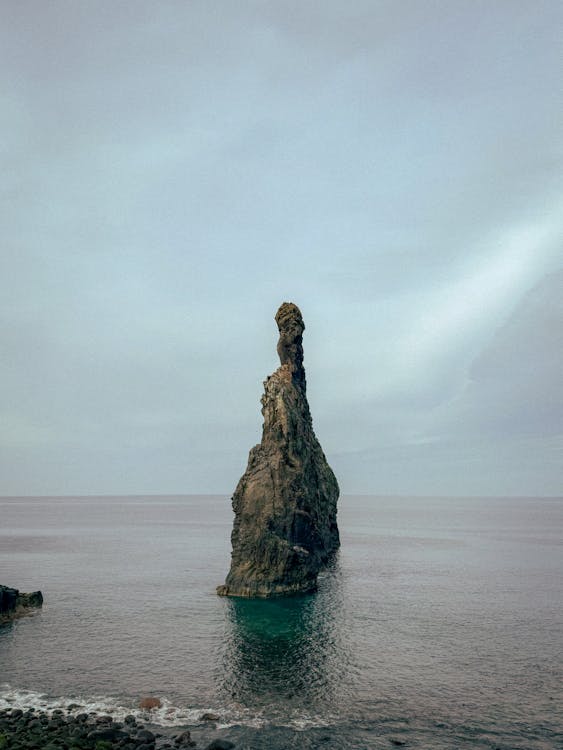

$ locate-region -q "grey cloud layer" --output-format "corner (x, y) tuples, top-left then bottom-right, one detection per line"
(1, 1), (562, 495)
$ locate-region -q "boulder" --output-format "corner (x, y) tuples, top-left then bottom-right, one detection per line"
(174, 729), (196, 746)
(136, 728), (156, 743)
(205, 741), (235, 750)
(87, 727), (128, 741)
(139, 697), (161, 710)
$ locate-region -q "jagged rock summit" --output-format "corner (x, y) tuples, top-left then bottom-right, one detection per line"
(217, 302), (339, 598)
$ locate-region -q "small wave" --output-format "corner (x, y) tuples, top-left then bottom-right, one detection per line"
(0, 685), (334, 730)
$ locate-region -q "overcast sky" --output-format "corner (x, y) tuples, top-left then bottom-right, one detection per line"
(1, 1), (562, 496)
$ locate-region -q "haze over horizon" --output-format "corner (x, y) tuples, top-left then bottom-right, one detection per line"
(2, 1), (562, 497)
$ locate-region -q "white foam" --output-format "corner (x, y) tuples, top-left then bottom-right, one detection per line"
(0, 685), (334, 730)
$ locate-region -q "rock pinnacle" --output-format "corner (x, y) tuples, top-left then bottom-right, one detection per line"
(217, 302), (340, 598)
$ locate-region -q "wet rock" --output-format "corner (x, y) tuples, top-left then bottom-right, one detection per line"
(124, 715), (137, 725)
(0, 586), (18, 616)
(218, 302), (340, 598)
(139, 697), (162, 710)
(0, 707), (166, 750)
(95, 714), (114, 724)
(199, 712), (220, 722)
(205, 741), (235, 750)
(88, 727), (128, 741)
(136, 728), (156, 743)
(174, 729), (196, 746)
(390, 740), (407, 746)
(0, 585), (43, 622)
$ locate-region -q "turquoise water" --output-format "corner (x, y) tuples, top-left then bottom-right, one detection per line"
(0, 495), (562, 748)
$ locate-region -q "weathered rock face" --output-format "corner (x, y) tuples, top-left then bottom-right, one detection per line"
(0, 585), (43, 623)
(217, 302), (339, 598)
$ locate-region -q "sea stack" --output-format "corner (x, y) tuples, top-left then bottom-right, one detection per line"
(217, 302), (339, 598)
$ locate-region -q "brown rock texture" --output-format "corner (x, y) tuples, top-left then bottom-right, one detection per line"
(138, 697), (162, 710)
(217, 302), (339, 598)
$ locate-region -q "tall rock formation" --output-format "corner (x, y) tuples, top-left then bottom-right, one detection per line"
(217, 302), (339, 598)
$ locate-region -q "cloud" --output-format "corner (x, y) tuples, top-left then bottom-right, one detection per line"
(444, 269), (563, 442)
(1, 1), (562, 494)
(395, 210), (563, 387)
(330, 270), (563, 495)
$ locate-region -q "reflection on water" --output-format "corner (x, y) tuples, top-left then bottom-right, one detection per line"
(218, 561), (351, 712)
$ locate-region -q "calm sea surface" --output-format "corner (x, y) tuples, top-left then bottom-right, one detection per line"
(0, 495), (561, 749)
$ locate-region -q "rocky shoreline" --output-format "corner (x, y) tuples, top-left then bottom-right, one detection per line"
(0, 586), (43, 624)
(0, 708), (235, 750)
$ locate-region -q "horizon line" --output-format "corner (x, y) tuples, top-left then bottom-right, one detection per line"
(1, 493), (561, 500)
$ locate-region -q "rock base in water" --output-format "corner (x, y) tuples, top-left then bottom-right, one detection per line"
(0, 585), (43, 624)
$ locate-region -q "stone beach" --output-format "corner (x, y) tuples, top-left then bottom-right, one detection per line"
(0, 708), (236, 750)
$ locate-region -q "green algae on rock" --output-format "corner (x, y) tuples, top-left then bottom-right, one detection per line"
(217, 302), (339, 598)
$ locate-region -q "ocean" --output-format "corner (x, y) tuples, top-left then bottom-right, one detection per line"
(1, 494), (561, 749)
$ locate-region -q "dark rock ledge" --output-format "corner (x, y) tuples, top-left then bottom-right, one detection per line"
(0, 585), (43, 624)
(0, 708), (235, 750)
